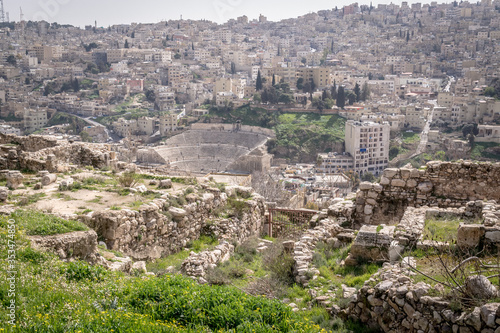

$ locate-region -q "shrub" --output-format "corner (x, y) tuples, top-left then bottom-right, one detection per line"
(205, 266), (230, 286)
(262, 241), (295, 286)
(17, 247), (51, 264)
(126, 274), (321, 332)
(61, 261), (107, 282)
(118, 171), (139, 188)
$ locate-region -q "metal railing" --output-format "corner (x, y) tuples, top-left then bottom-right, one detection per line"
(267, 208), (318, 238)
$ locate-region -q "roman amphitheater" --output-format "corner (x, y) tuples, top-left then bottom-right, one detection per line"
(137, 123), (275, 174)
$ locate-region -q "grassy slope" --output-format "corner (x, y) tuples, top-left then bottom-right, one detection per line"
(207, 105), (346, 163)
(0, 214), (327, 333)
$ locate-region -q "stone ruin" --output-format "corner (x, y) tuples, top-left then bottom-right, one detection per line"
(5, 140), (500, 332)
(0, 133), (121, 173)
(318, 161), (500, 332)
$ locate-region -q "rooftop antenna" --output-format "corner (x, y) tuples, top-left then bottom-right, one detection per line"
(0, 0), (5, 23)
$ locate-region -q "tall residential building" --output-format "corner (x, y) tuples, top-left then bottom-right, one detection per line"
(23, 109), (48, 133)
(345, 121), (390, 175)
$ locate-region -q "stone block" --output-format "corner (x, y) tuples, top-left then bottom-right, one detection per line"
(400, 168), (411, 180)
(0, 187), (8, 202)
(6, 171), (24, 189)
(457, 224), (485, 249)
(392, 179), (406, 187)
(359, 182), (373, 191)
(384, 168), (399, 178)
(158, 179), (173, 189)
(485, 231), (500, 244)
(380, 177), (391, 186)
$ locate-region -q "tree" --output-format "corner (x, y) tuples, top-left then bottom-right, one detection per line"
(253, 93), (262, 104)
(145, 89), (156, 103)
(256, 70), (263, 91)
(230, 62), (236, 74)
(360, 82), (370, 101)
(296, 78), (304, 90)
(462, 123), (479, 138)
(336, 86), (345, 109)
(6, 55), (16, 66)
(331, 80), (337, 100)
(272, 74), (276, 86)
(251, 171), (291, 206)
(124, 39), (129, 48)
(312, 98), (325, 113)
(484, 86), (496, 98)
(346, 91), (356, 105)
(354, 83), (361, 102)
(322, 89), (331, 101)
(72, 78), (80, 92)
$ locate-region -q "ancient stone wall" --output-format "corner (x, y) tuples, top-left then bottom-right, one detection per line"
(355, 161), (500, 227)
(86, 187), (267, 261)
(343, 263), (500, 332)
(0, 134), (115, 172)
(0, 133), (59, 152)
(29, 230), (99, 262)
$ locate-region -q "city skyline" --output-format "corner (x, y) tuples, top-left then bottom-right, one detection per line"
(9, 0), (439, 27)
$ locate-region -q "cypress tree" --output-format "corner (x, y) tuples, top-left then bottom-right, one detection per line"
(256, 70), (263, 91)
(336, 86), (345, 109)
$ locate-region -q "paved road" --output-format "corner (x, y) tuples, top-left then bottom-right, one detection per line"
(58, 111), (119, 142)
(410, 100), (436, 158)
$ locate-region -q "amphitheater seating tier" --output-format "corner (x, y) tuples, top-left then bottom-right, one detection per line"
(153, 129), (269, 173)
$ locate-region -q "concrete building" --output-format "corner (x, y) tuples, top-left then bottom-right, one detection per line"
(316, 152), (354, 174)
(0, 124), (21, 136)
(345, 120), (390, 175)
(23, 109), (48, 133)
(297, 67), (332, 88)
(159, 114), (178, 136)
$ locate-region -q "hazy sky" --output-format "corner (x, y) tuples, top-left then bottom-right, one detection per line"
(9, 0), (432, 27)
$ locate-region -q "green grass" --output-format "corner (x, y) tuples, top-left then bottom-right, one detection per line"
(88, 195), (103, 203)
(272, 113), (346, 162)
(208, 105), (346, 162)
(312, 243), (381, 289)
(402, 131), (420, 144)
(146, 235), (219, 273)
(11, 209), (89, 236)
(470, 142), (500, 161)
(13, 193), (47, 206)
(422, 216), (461, 242)
(0, 214), (376, 332)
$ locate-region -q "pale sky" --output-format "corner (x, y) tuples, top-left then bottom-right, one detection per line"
(9, 0), (436, 27)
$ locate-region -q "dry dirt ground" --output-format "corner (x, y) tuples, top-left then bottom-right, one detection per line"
(10, 171), (191, 216)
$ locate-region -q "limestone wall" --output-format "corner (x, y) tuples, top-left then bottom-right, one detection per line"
(0, 133), (59, 152)
(29, 230), (99, 262)
(0, 134), (115, 172)
(86, 187), (267, 261)
(343, 263), (500, 332)
(355, 161), (500, 227)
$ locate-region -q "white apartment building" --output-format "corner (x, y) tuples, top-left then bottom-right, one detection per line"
(316, 152), (354, 174)
(23, 109), (48, 133)
(345, 120), (390, 175)
(0, 124), (21, 136)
